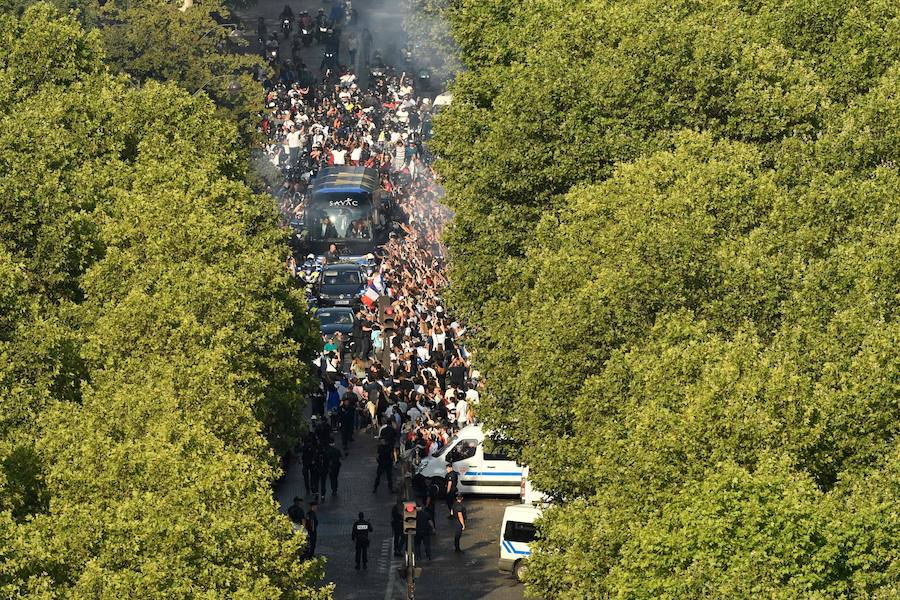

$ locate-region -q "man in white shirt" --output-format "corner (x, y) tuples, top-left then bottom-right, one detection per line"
(332, 146), (347, 165)
(286, 127), (302, 165)
(454, 395), (469, 429)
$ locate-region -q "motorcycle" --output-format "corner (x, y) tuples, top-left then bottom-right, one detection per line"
(315, 11), (329, 43)
(321, 47), (338, 73)
(403, 43), (413, 66)
(344, 0), (354, 25)
(256, 17), (267, 46)
(417, 68), (432, 90)
(266, 34), (280, 65)
(298, 11), (314, 46)
(281, 17), (292, 38)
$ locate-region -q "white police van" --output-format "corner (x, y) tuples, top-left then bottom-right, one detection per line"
(415, 425), (524, 495)
(498, 503), (541, 581)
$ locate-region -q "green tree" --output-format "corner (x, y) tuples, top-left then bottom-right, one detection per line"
(0, 6), (324, 597)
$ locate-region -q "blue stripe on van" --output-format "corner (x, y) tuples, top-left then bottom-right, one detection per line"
(502, 540), (531, 555)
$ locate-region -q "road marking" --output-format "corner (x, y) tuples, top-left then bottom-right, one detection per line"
(383, 538), (398, 600)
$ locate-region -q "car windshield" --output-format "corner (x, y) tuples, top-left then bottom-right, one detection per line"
(322, 270), (361, 285)
(317, 310), (353, 326)
(432, 434), (458, 458)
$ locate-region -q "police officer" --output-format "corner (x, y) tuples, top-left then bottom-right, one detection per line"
(444, 463), (459, 517)
(312, 439), (328, 499)
(372, 439), (394, 493)
(390, 501), (405, 557)
(351, 511), (373, 569)
(451, 495), (467, 553)
(305, 500), (319, 558)
(414, 502), (434, 560)
(337, 394), (356, 453)
(326, 440), (342, 496)
(288, 497), (305, 533)
(301, 434), (317, 495)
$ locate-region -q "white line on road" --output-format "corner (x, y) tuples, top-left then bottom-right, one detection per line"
(383, 540), (398, 600)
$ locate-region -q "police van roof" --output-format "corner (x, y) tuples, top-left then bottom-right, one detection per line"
(311, 166), (379, 195)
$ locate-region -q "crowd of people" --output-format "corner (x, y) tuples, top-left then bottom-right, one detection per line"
(260, 12), (480, 561)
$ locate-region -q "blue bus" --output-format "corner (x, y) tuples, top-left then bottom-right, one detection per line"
(299, 166), (386, 257)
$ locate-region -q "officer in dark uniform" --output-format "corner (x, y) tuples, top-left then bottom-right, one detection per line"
(338, 394), (356, 453)
(326, 441), (342, 496)
(305, 500), (319, 557)
(372, 439), (394, 493)
(300, 435), (317, 495)
(351, 511), (373, 569)
(451, 495), (467, 553)
(414, 503), (434, 560)
(288, 496), (305, 531)
(444, 463), (459, 516)
(390, 501), (405, 557)
(312, 439), (328, 499)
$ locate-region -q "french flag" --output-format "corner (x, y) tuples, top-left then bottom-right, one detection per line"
(369, 273), (386, 294)
(361, 286), (379, 308)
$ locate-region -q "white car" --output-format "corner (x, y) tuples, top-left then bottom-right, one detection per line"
(415, 425), (524, 496)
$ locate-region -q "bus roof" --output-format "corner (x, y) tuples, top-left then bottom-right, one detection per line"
(310, 167), (380, 195)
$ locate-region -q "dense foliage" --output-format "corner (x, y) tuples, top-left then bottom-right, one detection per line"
(431, 0), (900, 597)
(0, 6), (324, 598)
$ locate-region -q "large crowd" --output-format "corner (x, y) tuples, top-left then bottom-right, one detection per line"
(258, 21), (480, 519)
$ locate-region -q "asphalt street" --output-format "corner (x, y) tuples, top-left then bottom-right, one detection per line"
(274, 429), (525, 600)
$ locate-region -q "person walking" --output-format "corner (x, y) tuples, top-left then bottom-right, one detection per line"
(451, 495), (467, 553)
(347, 30), (359, 66)
(338, 395), (356, 453)
(288, 496), (305, 533)
(301, 435), (317, 495)
(351, 511), (373, 569)
(390, 501), (405, 557)
(305, 500), (319, 558)
(414, 503), (434, 560)
(444, 463), (458, 516)
(326, 441), (342, 496)
(310, 437), (327, 499)
(373, 439), (394, 493)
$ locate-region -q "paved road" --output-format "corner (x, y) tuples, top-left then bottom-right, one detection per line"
(274, 428), (525, 599)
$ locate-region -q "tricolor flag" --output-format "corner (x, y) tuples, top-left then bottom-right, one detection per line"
(361, 287), (379, 307)
(369, 273), (386, 294)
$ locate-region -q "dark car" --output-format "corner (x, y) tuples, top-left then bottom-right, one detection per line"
(316, 263), (365, 306)
(316, 307), (355, 336)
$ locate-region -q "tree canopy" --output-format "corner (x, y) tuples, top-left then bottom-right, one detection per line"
(0, 6), (324, 598)
(431, 0), (900, 597)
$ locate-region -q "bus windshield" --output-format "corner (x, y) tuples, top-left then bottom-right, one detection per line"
(308, 196), (372, 241)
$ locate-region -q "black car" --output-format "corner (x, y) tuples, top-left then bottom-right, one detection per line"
(316, 307), (355, 336)
(315, 263), (365, 306)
